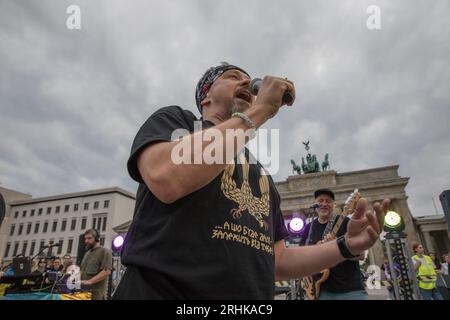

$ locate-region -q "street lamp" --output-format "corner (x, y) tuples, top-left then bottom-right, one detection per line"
(382, 210), (419, 299)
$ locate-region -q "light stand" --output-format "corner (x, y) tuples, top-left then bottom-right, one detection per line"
(383, 211), (420, 300)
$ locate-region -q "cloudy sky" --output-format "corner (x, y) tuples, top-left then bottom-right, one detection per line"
(1, 0), (449, 217)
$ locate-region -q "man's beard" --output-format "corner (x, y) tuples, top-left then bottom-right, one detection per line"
(85, 243), (94, 250)
(318, 209), (333, 220)
(230, 101), (250, 115)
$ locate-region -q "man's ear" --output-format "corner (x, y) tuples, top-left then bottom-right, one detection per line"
(201, 94), (211, 110)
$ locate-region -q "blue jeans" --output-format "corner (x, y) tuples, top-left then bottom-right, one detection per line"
(420, 288), (443, 300)
(318, 290), (368, 300)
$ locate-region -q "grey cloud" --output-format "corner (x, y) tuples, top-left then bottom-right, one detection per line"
(0, 0), (449, 217)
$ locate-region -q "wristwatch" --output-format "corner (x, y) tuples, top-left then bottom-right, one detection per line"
(337, 236), (358, 259)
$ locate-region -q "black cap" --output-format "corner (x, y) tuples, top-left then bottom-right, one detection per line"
(314, 188), (335, 200)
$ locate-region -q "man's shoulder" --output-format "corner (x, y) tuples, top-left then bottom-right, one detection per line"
(98, 246), (112, 254)
(152, 105), (198, 121)
(89, 246), (111, 256)
(136, 105), (199, 134)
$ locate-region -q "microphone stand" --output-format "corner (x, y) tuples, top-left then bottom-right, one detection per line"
(31, 244), (59, 263)
(31, 246), (51, 263)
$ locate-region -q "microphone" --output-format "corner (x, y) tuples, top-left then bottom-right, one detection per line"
(47, 243), (61, 248)
(249, 78), (294, 105)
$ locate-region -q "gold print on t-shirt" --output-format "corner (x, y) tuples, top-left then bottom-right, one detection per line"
(211, 221), (274, 255)
(220, 153), (270, 230)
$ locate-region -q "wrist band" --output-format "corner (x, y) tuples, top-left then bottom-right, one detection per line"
(231, 112), (257, 139)
(337, 236), (358, 259)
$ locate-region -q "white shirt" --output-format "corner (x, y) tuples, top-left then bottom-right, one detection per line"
(442, 262), (449, 275)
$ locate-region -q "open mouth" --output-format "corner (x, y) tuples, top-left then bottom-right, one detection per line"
(235, 90), (252, 104)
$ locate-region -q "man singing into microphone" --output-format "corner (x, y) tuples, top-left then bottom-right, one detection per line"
(113, 63), (390, 299)
(80, 229), (112, 300)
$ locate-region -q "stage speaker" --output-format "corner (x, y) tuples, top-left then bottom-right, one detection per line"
(0, 193), (5, 227)
(76, 233), (87, 265)
(439, 190), (450, 230)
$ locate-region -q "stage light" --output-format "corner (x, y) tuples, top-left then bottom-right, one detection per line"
(288, 217), (305, 234)
(384, 211), (404, 232)
(112, 235), (124, 250)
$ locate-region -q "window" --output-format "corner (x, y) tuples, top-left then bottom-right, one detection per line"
(57, 239), (63, 255)
(22, 210), (27, 218)
(70, 218), (76, 231)
(67, 239), (73, 254)
(81, 217), (87, 230)
(38, 208), (43, 215)
(56, 206), (60, 214)
(9, 224), (15, 236)
(4, 243), (11, 258)
(100, 236), (105, 246)
(14, 211), (18, 218)
(31, 209), (35, 217)
(13, 242), (19, 257)
(26, 223), (32, 235)
(18, 224), (23, 236)
(94, 201), (99, 209)
(47, 207), (51, 215)
(43, 222), (49, 233)
(22, 241), (28, 255)
(61, 219), (67, 232)
(104, 200), (110, 208)
(102, 217), (107, 232)
(39, 240), (45, 251)
(74, 204), (79, 211)
(96, 218), (101, 230)
(34, 222), (40, 234)
(52, 220), (58, 233)
(30, 241), (36, 256)
(92, 218), (96, 229)
(84, 202), (89, 210)
(64, 205), (70, 213)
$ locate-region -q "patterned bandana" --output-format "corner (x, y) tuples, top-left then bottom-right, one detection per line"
(195, 62), (250, 113)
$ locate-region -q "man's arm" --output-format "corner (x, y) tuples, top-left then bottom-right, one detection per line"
(138, 77), (295, 204)
(275, 198), (389, 280)
(275, 239), (344, 280)
(138, 110), (264, 204)
(82, 269), (111, 286)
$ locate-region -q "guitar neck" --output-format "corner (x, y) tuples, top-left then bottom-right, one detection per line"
(330, 214), (346, 237)
(321, 189), (360, 239)
(322, 217), (335, 238)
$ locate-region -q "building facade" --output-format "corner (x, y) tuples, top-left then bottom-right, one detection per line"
(414, 215), (450, 259)
(0, 186), (32, 263)
(1, 187), (135, 263)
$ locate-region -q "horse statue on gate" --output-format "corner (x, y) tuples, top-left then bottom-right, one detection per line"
(322, 153), (330, 171)
(290, 160), (302, 175)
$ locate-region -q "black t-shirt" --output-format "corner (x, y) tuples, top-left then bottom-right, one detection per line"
(121, 105), (289, 299)
(299, 217), (363, 293)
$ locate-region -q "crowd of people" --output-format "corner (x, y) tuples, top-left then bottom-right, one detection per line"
(0, 254), (76, 277)
(1, 229), (113, 300)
